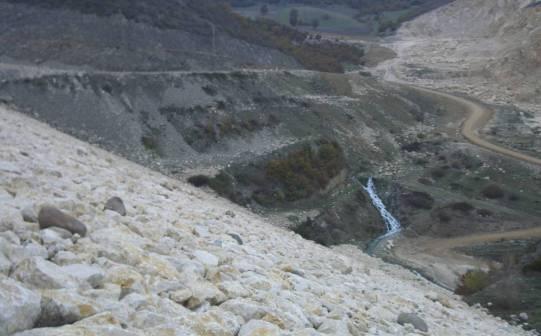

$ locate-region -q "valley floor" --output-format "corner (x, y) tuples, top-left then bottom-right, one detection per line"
(0, 105), (535, 335)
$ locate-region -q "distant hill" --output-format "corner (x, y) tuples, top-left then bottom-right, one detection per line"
(230, 0), (453, 34)
(0, 0), (364, 72)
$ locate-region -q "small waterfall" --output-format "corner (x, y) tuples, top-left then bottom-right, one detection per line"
(363, 177), (401, 237)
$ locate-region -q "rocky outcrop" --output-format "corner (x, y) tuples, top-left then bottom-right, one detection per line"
(0, 107), (533, 335)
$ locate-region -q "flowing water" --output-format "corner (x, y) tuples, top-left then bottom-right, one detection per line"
(363, 177), (402, 254)
(364, 177), (401, 235)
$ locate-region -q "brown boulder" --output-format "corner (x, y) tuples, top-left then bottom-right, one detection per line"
(38, 206), (87, 237)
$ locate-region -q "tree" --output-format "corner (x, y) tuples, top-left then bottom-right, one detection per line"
(260, 4), (268, 16)
(289, 8), (299, 27)
(311, 18), (319, 29)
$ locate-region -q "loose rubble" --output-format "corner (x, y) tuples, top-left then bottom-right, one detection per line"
(0, 106), (535, 335)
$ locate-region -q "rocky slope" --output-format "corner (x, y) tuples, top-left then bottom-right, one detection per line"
(379, 0), (541, 109)
(0, 105), (535, 335)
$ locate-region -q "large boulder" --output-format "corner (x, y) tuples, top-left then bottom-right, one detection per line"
(185, 282), (226, 309)
(38, 206), (87, 236)
(36, 289), (98, 327)
(104, 197), (127, 216)
(12, 312), (136, 336)
(220, 298), (267, 322)
(193, 250), (219, 267)
(61, 264), (105, 289)
(397, 312), (428, 332)
(238, 320), (281, 336)
(0, 276), (41, 335)
(8, 243), (49, 265)
(12, 257), (79, 290)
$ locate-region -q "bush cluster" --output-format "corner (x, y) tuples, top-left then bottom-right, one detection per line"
(265, 140), (345, 202)
(403, 191), (435, 210)
(187, 175), (211, 187)
(482, 184), (505, 199)
(455, 270), (490, 296)
(523, 257), (541, 273)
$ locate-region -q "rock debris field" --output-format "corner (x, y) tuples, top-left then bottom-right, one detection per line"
(0, 105), (534, 335)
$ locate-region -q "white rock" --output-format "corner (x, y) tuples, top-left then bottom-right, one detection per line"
(52, 251), (81, 266)
(0, 253), (10, 277)
(0, 161), (19, 173)
(317, 318), (351, 335)
(0, 276), (41, 335)
(121, 292), (148, 310)
(0, 231), (20, 245)
(519, 312), (528, 321)
(238, 319), (281, 336)
(218, 281), (251, 299)
(36, 289), (98, 327)
(13, 312), (138, 336)
(21, 205), (38, 223)
(12, 257), (79, 289)
(182, 308), (242, 336)
(185, 282), (226, 309)
(193, 250), (219, 267)
(131, 310), (169, 329)
(221, 298), (267, 321)
(62, 264), (105, 289)
(169, 288), (193, 304)
(40, 228), (65, 245)
(8, 242), (48, 264)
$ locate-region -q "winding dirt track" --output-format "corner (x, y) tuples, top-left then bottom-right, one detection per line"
(410, 85), (541, 167)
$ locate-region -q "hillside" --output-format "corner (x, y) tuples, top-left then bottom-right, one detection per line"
(0, 0), (298, 71)
(0, 0), (366, 73)
(230, 0), (452, 35)
(379, 0), (541, 110)
(0, 105), (534, 335)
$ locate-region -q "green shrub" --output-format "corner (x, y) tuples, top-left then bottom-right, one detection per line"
(482, 184), (505, 199)
(418, 177), (432, 185)
(437, 210), (451, 223)
(265, 140), (345, 202)
(141, 135), (159, 153)
(476, 208), (493, 217)
(455, 270), (490, 295)
(187, 175), (211, 187)
(403, 191), (434, 210)
(523, 257), (541, 273)
(430, 167), (447, 179)
(450, 202), (474, 213)
(209, 172), (235, 198)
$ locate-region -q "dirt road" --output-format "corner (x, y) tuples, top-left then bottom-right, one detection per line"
(423, 227), (541, 251)
(409, 85), (541, 167)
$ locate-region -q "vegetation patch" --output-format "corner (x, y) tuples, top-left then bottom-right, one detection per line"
(455, 270), (490, 296)
(482, 184), (505, 199)
(450, 202), (475, 213)
(187, 175), (211, 187)
(402, 191), (435, 210)
(523, 257), (541, 273)
(203, 139), (346, 207)
(264, 140), (346, 202)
